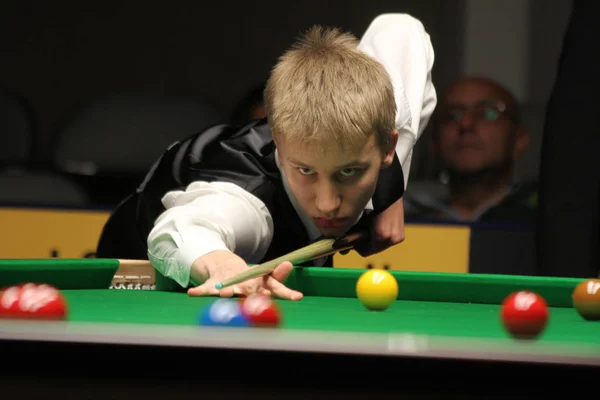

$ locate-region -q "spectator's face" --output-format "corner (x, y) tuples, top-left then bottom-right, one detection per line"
(435, 79), (527, 175)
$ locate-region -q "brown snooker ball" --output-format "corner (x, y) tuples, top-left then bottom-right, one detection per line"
(572, 279), (600, 321)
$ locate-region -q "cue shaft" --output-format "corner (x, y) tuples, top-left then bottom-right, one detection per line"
(215, 237), (357, 289)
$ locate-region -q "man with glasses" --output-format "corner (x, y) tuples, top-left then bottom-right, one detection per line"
(405, 76), (535, 223)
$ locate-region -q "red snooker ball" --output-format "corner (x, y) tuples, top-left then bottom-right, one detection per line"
(0, 283), (67, 320)
(501, 291), (548, 340)
(240, 294), (281, 327)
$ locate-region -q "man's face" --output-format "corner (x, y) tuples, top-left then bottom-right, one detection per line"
(276, 133), (395, 237)
(435, 80), (526, 175)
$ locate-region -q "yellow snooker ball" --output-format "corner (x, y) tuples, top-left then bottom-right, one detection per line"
(356, 269), (398, 311)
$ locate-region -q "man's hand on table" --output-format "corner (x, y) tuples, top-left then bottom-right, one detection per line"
(188, 250), (303, 300)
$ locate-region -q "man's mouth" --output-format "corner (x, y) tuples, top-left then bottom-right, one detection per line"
(313, 217), (348, 228)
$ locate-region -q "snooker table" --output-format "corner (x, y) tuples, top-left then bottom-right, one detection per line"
(0, 259), (599, 398)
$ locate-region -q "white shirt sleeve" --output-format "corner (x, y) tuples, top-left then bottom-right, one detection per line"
(358, 13), (437, 187)
(147, 181), (274, 287)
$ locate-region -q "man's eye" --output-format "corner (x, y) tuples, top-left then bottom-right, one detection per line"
(445, 111), (463, 121)
(482, 107), (500, 120)
(339, 168), (357, 177)
(298, 168), (314, 175)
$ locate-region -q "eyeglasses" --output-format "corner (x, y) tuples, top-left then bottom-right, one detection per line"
(440, 100), (518, 125)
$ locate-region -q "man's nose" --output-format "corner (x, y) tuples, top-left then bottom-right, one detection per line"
(458, 110), (476, 131)
(316, 182), (341, 216)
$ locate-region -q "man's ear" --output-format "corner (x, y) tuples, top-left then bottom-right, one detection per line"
(512, 125), (530, 160)
(381, 130), (399, 168)
(273, 135), (282, 161)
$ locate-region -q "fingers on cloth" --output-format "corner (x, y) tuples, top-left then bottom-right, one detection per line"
(265, 262), (303, 300)
(188, 280), (238, 297)
(189, 279), (268, 298)
(188, 261), (302, 300)
(265, 276), (303, 300)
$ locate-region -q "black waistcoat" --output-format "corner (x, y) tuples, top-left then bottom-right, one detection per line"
(96, 119), (405, 266)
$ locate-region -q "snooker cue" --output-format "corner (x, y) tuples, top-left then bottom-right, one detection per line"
(214, 230), (369, 290)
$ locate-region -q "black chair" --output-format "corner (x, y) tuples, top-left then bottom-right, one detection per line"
(52, 94), (223, 206)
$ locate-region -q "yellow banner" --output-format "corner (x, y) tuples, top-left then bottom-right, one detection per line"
(333, 224), (470, 273)
(0, 207), (109, 258)
(0, 208), (470, 273)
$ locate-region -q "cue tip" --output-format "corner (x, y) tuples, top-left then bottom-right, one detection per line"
(215, 282), (223, 289)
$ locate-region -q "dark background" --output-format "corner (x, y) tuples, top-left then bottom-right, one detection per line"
(0, 0), (463, 168)
(0, 0), (571, 187)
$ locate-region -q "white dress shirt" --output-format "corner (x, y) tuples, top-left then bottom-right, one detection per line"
(147, 13), (437, 287)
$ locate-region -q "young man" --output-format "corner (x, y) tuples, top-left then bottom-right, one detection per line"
(96, 14), (436, 299)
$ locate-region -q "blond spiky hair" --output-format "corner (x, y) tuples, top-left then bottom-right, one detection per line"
(264, 25), (396, 152)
